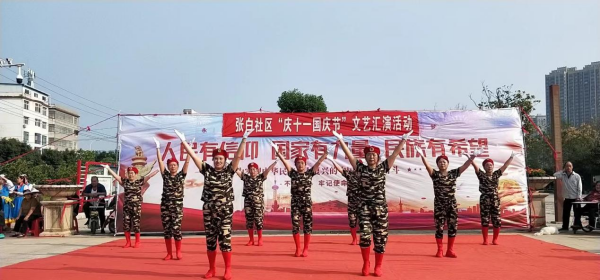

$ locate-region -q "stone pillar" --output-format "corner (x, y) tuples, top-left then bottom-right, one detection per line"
(40, 201), (75, 237)
(549, 85), (564, 222)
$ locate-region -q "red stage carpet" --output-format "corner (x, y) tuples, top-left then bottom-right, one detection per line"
(2, 235), (598, 280)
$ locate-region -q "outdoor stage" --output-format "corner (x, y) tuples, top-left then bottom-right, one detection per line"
(1, 234), (598, 280)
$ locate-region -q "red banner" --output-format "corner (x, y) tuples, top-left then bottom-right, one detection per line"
(222, 111), (419, 137)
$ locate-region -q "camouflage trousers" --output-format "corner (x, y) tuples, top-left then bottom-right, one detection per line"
(203, 202), (234, 252)
(347, 195), (361, 228)
(123, 201), (142, 233)
(244, 196), (264, 230)
(480, 194), (501, 228)
(161, 199), (184, 240)
(359, 202), (389, 253)
(291, 197), (313, 234)
(434, 197), (458, 239)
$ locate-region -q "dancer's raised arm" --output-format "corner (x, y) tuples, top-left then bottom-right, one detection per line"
(102, 165), (122, 185)
(415, 146), (433, 177)
(333, 131), (357, 170)
(154, 137), (165, 174)
(263, 160), (278, 177)
(499, 151), (515, 174)
(386, 130), (412, 168)
(175, 130), (204, 172)
(272, 142), (292, 173)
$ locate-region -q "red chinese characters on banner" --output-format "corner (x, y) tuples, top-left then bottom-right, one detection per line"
(222, 111), (419, 137)
(158, 137), (490, 163)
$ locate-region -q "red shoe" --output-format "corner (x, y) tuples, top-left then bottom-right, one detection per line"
(350, 227), (358, 245)
(163, 238), (173, 260)
(133, 232), (141, 248)
(445, 237), (457, 258)
(246, 229), (254, 246)
(293, 233), (301, 257)
(222, 252), (232, 280)
(492, 227), (500, 245)
(302, 234), (311, 257)
(435, 238), (443, 257)
(360, 247), (370, 276)
(257, 229), (263, 246)
(374, 252), (384, 277)
(204, 250), (217, 279)
(123, 232), (131, 248)
(174, 240), (183, 260)
(481, 226), (489, 245)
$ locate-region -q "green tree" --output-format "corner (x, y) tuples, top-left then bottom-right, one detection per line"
(469, 84), (552, 171)
(0, 138), (113, 185)
(0, 138), (32, 163)
(277, 88), (328, 113)
(470, 84), (540, 136)
(95, 150), (117, 164)
(561, 122), (600, 191)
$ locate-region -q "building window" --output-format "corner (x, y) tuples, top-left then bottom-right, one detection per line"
(24, 100), (29, 110)
(42, 96), (47, 102)
(42, 135), (47, 146)
(42, 107), (47, 116)
(73, 117), (78, 125)
(34, 92), (38, 98)
(42, 121), (47, 129)
(35, 103), (41, 113)
(23, 131), (29, 143)
(35, 119), (41, 127)
(49, 110), (55, 119)
(35, 133), (41, 144)
(24, 89), (30, 96)
(24, 116), (29, 125)
(49, 124), (55, 132)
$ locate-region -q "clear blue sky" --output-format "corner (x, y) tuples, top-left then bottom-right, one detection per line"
(1, 1), (599, 150)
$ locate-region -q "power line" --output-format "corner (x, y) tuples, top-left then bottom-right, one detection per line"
(88, 126), (117, 131)
(0, 107), (23, 118)
(51, 96), (111, 118)
(0, 72), (112, 119)
(84, 130), (115, 139)
(33, 84), (113, 117)
(1, 70), (114, 117)
(2, 67), (119, 113)
(0, 102), (24, 116)
(33, 74), (119, 113)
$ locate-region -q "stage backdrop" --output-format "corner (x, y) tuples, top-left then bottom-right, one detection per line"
(115, 109), (529, 233)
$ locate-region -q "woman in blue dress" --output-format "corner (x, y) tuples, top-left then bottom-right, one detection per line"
(11, 174), (32, 225)
(1, 174), (16, 229)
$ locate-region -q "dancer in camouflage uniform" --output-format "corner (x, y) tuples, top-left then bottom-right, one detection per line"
(154, 137), (192, 260)
(177, 129), (251, 280)
(274, 143), (327, 258)
(236, 160), (278, 246)
(334, 130), (410, 277)
(103, 165), (158, 248)
(471, 152), (514, 245)
(330, 159), (361, 245)
(415, 147), (475, 258)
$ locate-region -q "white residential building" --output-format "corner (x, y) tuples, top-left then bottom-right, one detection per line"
(48, 105), (79, 150)
(0, 83), (50, 149)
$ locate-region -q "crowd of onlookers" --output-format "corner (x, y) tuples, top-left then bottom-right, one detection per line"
(1, 174), (41, 238)
(1, 174), (114, 238)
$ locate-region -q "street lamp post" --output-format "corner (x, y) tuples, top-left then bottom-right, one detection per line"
(0, 58), (25, 84)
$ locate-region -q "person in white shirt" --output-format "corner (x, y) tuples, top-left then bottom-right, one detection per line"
(553, 162), (583, 231)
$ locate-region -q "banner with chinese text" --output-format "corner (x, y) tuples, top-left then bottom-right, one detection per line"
(115, 109), (529, 233)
